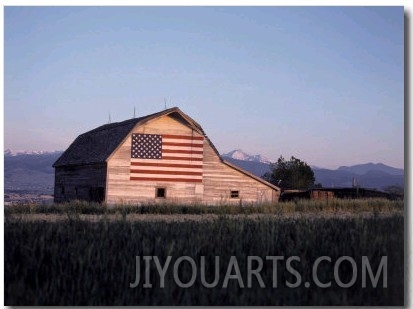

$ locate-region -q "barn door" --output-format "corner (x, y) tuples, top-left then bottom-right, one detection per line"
(89, 187), (105, 203)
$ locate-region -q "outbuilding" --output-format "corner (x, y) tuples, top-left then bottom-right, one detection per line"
(53, 107), (280, 205)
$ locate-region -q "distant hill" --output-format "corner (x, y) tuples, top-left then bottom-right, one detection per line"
(337, 163), (404, 176)
(312, 167), (404, 189)
(4, 151), (63, 194)
(221, 151), (404, 190)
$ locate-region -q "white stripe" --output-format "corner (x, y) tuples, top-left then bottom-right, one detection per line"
(132, 174), (203, 180)
(161, 153), (203, 159)
(163, 138), (204, 145)
(131, 166), (203, 173)
(131, 158), (203, 165)
(162, 146), (204, 152)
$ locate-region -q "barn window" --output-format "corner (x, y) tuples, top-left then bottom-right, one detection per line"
(156, 187), (166, 198)
(61, 186), (65, 195)
(230, 190), (239, 198)
(75, 187), (78, 196)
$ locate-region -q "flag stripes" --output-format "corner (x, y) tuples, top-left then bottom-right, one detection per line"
(130, 177), (202, 183)
(161, 156), (203, 161)
(162, 134), (204, 140)
(130, 162), (203, 169)
(162, 149), (203, 154)
(162, 142), (203, 148)
(130, 170), (203, 176)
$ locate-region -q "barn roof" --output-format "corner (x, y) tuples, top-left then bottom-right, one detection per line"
(53, 107), (203, 167)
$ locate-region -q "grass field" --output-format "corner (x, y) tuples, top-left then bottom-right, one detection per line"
(5, 198), (404, 215)
(4, 199), (404, 305)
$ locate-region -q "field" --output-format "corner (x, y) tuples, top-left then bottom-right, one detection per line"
(4, 199), (404, 306)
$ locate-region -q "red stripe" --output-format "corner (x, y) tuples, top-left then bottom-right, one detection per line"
(163, 134), (204, 141)
(130, 177), (202, 183)
(162, 149), (203, 154)
(131, 162), (203, 168)
(162, 142), (203, 148)
(131, 169), (203, 176)
(161, 156), (203, 161)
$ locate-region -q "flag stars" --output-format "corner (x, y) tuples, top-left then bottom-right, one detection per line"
(131, 134), (162, 159)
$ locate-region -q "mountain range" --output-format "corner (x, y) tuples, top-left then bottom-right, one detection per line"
(221, 150), (404, 190)
(4, 149), (404, 194)
(4, 150), (63, 194)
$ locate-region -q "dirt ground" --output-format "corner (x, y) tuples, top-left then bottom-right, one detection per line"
(6, 210), (404, 223)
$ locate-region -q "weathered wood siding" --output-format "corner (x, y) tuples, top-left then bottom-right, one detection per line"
(106, 114), (204, 204)
(106, 114), (279, 205)
(54, 164), (106, 203)
(202, 143), (279, 204)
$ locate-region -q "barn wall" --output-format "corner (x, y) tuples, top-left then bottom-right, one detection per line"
(54, 164), (107, 203)
(106, 115), (203, 204)
(202, 143), (279, 204)
(106, 114), (279, 205)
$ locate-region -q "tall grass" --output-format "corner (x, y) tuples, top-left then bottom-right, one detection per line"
(4, 214), (404, 305)
(4, 198), (404, 216)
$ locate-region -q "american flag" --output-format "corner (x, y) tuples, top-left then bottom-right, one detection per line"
(130, 133), (204, 183)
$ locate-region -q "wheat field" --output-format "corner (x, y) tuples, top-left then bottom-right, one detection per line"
(4, 199), (404, 306)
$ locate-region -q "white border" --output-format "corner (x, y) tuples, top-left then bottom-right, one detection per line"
(1, 2), (411, 307)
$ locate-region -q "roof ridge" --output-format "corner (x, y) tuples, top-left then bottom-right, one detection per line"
(80, 118), (141, 136)
(78, 107), (180, 137)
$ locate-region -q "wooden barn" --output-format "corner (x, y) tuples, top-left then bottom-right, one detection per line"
(53, 107), (280, 205)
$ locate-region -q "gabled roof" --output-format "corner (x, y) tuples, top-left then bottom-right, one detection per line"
(53, 107), (202, 167)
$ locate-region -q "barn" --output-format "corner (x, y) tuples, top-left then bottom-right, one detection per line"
(53, 107), (280, 205)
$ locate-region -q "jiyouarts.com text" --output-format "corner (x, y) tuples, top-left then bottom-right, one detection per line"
(129, 255), (387, 289)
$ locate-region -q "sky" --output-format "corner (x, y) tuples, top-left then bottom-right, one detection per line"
(4, 6), (405, 169)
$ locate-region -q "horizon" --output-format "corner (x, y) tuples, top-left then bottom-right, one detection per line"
(5, 7), (404, 170)
(3, 146), (404, 171)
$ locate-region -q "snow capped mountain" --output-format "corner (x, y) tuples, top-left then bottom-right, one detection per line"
(4, 149), (63, 156)
(222, 149), (274, 164)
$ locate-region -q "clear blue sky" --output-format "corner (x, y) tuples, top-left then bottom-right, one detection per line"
(4, 6), (404, 169)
